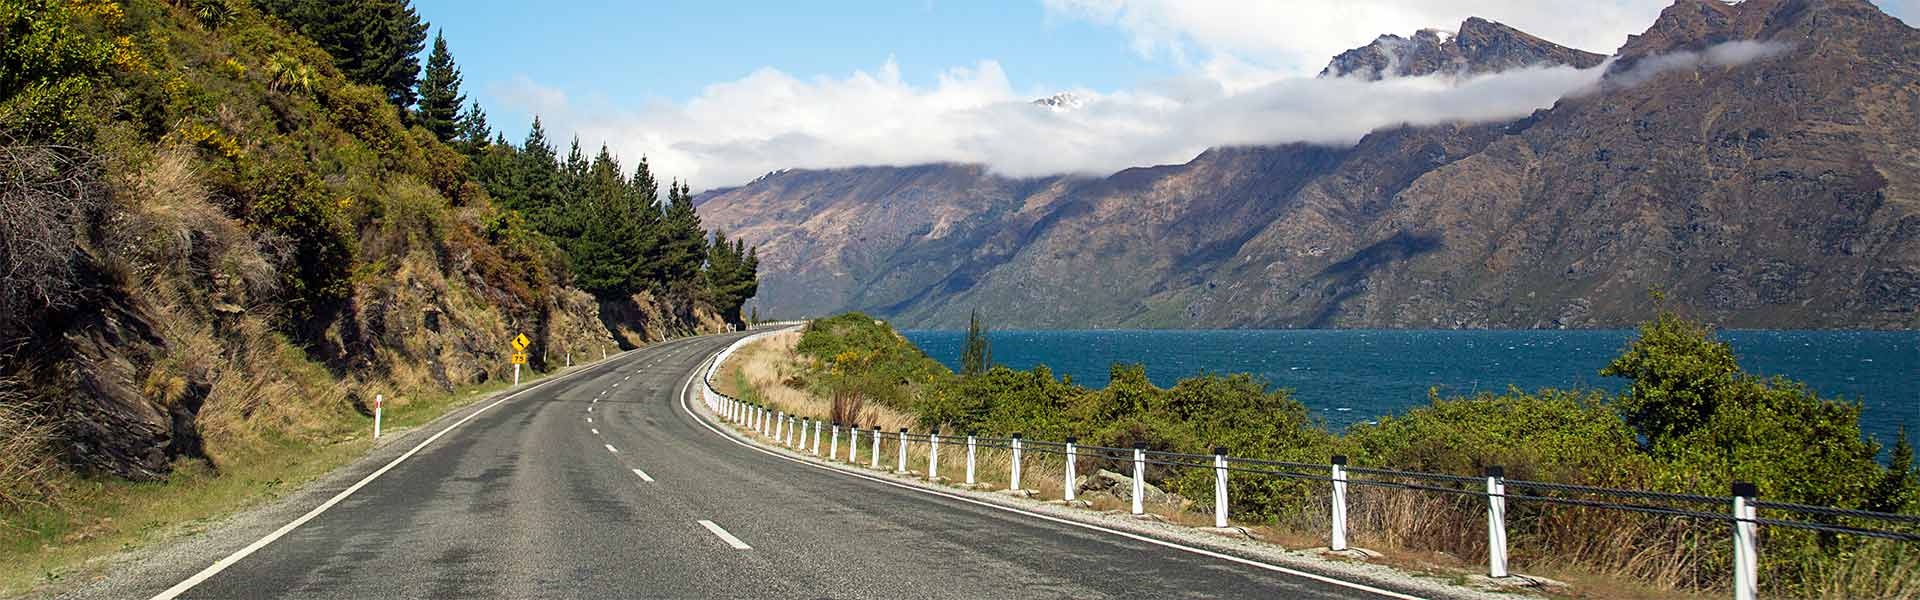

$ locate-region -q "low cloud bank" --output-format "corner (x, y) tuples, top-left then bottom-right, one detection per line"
(503, 41), (1791, 190)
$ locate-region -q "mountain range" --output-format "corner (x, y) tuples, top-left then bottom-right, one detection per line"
(697, 0), (1920, 330)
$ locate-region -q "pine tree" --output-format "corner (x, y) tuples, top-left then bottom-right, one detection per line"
(512, 117), (563, 230)
(1870, 427), (1919, 514)
(658, 180), (706, 289)
(961, 309), (992, 376)
(456, 100), (490, 153)
(260, 0), (428, 109)
(417, 31), (465, 141)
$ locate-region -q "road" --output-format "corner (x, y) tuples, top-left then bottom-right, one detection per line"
(77, 332), (1419, 599)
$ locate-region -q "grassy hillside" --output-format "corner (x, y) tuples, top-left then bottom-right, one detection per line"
(0, 0), (748, 592)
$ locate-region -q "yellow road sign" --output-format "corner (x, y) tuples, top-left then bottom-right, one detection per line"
(511, 353), (528, 365)
(511, 333), (531, 352)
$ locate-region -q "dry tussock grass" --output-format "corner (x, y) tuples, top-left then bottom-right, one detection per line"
(0, 377), (59, 525)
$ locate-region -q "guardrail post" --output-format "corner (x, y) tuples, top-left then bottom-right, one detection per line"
(849, 425), (860, 463)
(788, 416), (798, 447)
(1733, 481), (1759, 600)
(812, 419), (822, 455)
(896, 428), (909, 474)
(1131, 443), (1146, 515)
(1011, 433), (1024, 491)
(870, 426), (881, 469)
(774, 410), (784, 440)
(966, 433), (978, 485)
(1064, 437), (1079, 502)
(1486, 466), (1509, 578)
(1331, 455), (1350, 551)
(830, 422), (840, 460)
(928, 429), (940, 481)
(1214, 447), (1229, 528)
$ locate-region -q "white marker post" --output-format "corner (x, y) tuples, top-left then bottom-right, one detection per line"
(896, 428), (908, 474)
(1010, 433), (1024, 491)
(1331, 455), (1350, 551)
(812, 419), (823, 455)
(850, 426), (861, 464)
(1486, 466), (1509, 578)
(927, 430), (940, 481)
(1064, 437), (1078, 501)
(1213, 447), (1229, 528)
(870, 426), (881, 469)
(966, 434), (978, 486)
(1131, 443), (1147, 515)
(830, 423), (840, 460)
(373, 394), (383, 439)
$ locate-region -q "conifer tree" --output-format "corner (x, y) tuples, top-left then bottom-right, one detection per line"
(260, 0), (428, 108)
(962, 309), (992, 376)
(658, 180), (706, 287)
(416, 31), (465, 141)
(512, 117), (563, 230)
(456, 100), (490, 153)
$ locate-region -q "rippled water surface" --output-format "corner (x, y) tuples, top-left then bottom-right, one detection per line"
(903, 329), (1918, 444)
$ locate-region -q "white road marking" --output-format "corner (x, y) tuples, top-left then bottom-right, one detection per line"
(588, 406), (593, 413)
(149, 347), (655, 600)
(587, 417), (592, 423)
(605, 443), (619, 454)
(632, 468), (655, 482)
(698, 520), (750, 549)
(592, 428), (600, 435)
(672, 349), (1425, 600)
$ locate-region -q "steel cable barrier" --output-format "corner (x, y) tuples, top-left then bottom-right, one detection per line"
(698, 335), (1917, 600)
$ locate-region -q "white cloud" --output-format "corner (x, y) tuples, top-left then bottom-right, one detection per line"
(504, 57), (1612, 190)
(1600, 40), (1794, 88)
(1043, 0), (1673, 75)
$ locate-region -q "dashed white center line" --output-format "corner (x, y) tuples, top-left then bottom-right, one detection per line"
(631, 468), (654, 482)
(698, 520), (750, 549)
(605, 443), (619, 454)
(592, 428), (600, 435)
(586, 417), (592, 423)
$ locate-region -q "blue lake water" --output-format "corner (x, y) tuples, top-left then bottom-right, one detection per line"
(902, 330), (1919, 445)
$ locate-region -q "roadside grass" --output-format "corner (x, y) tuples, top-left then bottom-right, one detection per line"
(0, 359), (576, 597)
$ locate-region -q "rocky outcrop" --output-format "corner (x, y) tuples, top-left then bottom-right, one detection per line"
(54, 295), (206, 481)
(700, 0), (1920, 331)
(1319, 17), (1606, 80)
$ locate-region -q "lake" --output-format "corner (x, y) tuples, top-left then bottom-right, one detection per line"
(902, 330), (1918, 445)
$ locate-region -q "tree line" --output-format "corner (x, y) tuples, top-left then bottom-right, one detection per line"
(260, 0), (759, 324)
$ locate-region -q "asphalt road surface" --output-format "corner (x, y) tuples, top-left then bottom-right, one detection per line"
(75, 332), (1418, 599)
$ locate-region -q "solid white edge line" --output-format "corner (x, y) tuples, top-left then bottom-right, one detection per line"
(632, 468), (655, 482)
(605, 443), (619, 454)
(146, 339), (692, 600)
(673, 349), (1425, 600)
(697, 519), (751, 550)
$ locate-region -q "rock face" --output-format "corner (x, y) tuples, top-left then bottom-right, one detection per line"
(699, 0), (1920, 330)
(1319, 17), (1607, 80)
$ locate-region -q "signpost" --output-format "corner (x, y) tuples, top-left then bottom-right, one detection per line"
(511, 333), (530, 385)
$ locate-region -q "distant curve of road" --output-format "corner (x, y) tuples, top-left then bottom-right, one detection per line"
(65, 331), (1416, 599)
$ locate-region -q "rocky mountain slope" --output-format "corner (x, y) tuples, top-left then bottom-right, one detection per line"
(698, 0), (1919, 330)
(1318, 17), (1607, 79)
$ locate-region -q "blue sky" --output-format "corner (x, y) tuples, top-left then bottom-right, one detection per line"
(410, 1), (1918, 189)
(415, 1), (1175, 140)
